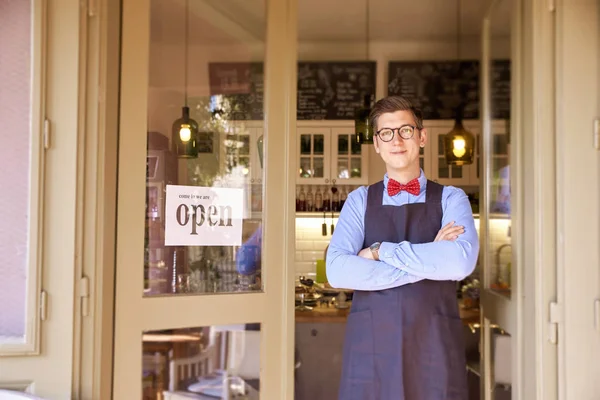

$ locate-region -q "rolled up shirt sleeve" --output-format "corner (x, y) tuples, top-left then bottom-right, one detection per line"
(326, 187), (424, 291)
(378, 186), (479, 281)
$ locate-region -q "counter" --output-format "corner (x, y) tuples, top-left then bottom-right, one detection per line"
(295, 298), (480, 324)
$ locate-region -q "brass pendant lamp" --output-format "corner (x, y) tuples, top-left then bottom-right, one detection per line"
(354, 0), (374, 144)
(172, 0), (199, 158)
(444, 0), (475, 165)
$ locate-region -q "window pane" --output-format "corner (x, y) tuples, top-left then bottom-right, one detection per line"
(299, 158), (312, 178)
(142, 324), (261, 398)
(350, 136), (361, 155)
(144, 0), (265, 296)
(300, 134), (311, 155)
(337, 134), (348, 155)
(313, 158), (324, 178)
(350, 158), (361, 178)
(438, 134), (445, 156)
(493, 134), (508, 155)
(313, 135), (324, 155)
(486, 0), (513, 298)
(451, 165), (463, 178)
(337, 158), (348, 179)
(0, 0), (32, 341)
(438, 157), (449, 178)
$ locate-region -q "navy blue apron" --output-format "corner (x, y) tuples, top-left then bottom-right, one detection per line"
(338, 180), (468, 400)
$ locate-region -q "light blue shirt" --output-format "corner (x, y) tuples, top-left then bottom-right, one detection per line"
(326, 170), (479, 291)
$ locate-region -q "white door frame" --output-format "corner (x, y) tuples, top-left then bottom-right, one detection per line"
(0, 0), (84, 397)
(555, 1), (600, 398)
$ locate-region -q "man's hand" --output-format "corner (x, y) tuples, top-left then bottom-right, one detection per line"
(434, 221), (465, 242)
(358, 247), (374, 260)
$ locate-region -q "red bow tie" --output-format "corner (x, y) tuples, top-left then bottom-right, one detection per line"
(387, 178), (420, 196)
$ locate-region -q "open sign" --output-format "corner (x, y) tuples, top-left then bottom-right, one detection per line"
(164, 185), (243, 246)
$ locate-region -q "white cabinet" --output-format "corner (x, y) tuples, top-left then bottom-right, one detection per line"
(423, 120), (507, 187)
(219, 122), (264, 186)
(297, 122), (369, 186)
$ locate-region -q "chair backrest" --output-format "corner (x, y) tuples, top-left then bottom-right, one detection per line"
(168, 344), (217, 392)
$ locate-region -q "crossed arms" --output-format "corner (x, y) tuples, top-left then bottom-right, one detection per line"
(325, 186), (479, 291)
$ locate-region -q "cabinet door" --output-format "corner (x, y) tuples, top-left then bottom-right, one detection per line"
(297, 127), (331, 185)
(330, 127), (369, 185)
(420, 141), (432, 177)
(429, 123), (478, 186)
(221, 124), (253, 186)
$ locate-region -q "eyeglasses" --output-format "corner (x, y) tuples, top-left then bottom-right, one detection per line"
(376, 125), (421, 142)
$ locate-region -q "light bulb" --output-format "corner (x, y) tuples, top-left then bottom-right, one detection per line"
(452, 138), (466, 158)
(179, 124), (192, 142)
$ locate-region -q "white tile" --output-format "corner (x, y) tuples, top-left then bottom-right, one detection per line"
(303, 251), (323, 262)
(295, 262), (316, 274)
(295, 251), (303, 261)
(296, 240), (314, 250)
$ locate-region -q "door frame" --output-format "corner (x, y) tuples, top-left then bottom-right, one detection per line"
(0, 0), (85, 397)
(555, 1), (600, 398)
(479, 0), (558, 399)
(107, 0), (298, 398)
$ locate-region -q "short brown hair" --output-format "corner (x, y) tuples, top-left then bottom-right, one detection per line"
(369, 96), (424, 132)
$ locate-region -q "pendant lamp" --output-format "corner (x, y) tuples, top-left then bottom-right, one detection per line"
(354, 94), (374, 145)
(172, 0), (198, 158)
(354, 0), (374, 145)
(444, 106), (475, 165)
(444, 0), (474, 165)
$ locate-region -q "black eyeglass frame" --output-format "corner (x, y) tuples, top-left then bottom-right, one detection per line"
(375, 124), (422, 142)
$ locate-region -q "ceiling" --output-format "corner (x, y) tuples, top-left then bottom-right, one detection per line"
(150, 0), (511, 45)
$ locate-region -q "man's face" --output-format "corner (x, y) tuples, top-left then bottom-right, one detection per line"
(373, 110), (427, 173)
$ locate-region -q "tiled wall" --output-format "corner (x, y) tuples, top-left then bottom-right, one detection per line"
(295, 216), (512, 279)
(295, 217), (339, 275)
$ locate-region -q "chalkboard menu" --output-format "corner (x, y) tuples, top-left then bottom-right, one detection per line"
(296, 61), (376, 120)
(387, 60), (511, 120)
(208, 61), (376, 120)
(208, 62), (264, 120)
(490, 60), (511, 120)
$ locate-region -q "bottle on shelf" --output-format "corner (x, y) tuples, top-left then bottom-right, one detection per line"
(298, 186), (306, 212)
(332, 187), (340, 211)
(323, 187), (331, 212)
(306, 187), (314, 212)
(315, 187), (323, 212)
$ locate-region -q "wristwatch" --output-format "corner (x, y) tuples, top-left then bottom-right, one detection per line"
(369, 242), (381, 261)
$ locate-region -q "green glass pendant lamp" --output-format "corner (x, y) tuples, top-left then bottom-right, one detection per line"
(355, 94), (374, 145)
(444, 0), (474, 166)
(172, 0), (199, 159)
(444, 106), (475, 165)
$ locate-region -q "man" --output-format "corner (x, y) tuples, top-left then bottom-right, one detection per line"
(326, 96), (479, 400)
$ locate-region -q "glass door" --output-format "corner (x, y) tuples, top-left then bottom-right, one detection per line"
(479, 0), (516, 399)
(114, 0), (295, 398)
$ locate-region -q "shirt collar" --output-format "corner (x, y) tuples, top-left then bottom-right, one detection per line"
(383, 169), (427, 192)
